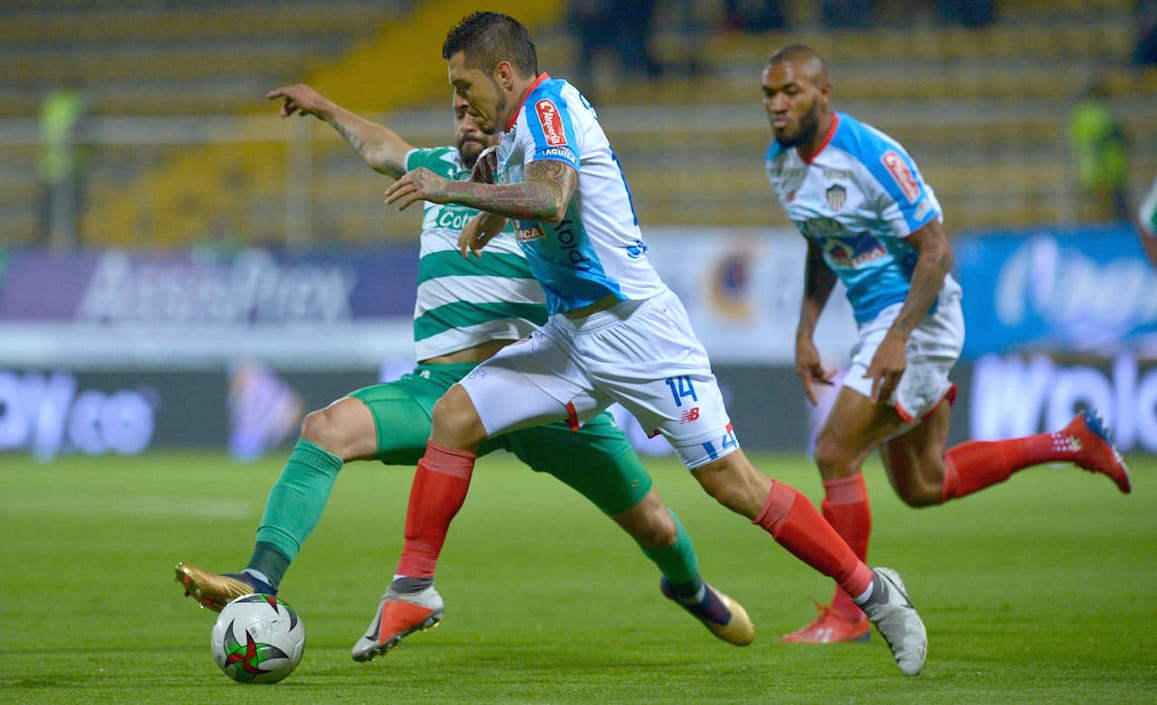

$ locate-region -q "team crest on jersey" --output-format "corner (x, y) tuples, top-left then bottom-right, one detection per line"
(881, 151), (920, 203)
(826, 184), (847, 211)
(535, 99), (567, 146)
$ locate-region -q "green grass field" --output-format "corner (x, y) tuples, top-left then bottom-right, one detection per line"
(0, 450), (1153, 704)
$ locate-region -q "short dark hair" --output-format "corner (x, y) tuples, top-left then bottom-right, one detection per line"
(442, 11), (538, 77)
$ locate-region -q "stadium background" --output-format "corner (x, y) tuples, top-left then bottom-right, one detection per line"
(1, 0), (1156, 463)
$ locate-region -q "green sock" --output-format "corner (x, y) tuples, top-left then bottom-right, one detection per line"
(641, 509), (703, 597)
(251, 439), (343, 584)
(245, 542), (290, 589)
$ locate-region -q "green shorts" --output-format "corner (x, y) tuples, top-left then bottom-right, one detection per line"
(348, 362), (652, 515)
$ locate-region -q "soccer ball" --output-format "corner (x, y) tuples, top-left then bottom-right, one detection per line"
(210, 593), (305, 684)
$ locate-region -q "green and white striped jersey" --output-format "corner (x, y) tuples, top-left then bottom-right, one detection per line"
(406, 146), (548, 361)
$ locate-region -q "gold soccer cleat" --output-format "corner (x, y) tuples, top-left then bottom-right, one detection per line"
(174, 561), (271, 612)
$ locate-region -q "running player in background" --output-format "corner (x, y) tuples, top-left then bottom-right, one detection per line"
(174, 82), (758, 654)
(376, 11), (927, 676)
(761, 44), (1133, 645)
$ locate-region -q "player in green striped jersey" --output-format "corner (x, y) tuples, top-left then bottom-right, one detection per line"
(175, 84), (754, 656)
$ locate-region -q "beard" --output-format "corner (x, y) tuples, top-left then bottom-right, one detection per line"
(457, 137), (487, 168)
(774, 99), (821, 149)
(482, 90), (508, 136)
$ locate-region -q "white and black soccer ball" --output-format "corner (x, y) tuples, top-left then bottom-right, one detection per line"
(210, 593), (305, 684)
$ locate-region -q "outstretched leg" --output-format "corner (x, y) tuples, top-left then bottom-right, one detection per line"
(504, 414), (754, 645)
(176, 395), (378, 610)
(692, 449), (927, 676)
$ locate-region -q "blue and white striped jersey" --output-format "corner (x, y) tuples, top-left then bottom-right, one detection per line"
(494, 74), (667, 315)
(765, 111), (957, 323)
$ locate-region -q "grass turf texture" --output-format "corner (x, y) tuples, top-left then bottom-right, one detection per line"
(0, 450), (1152, 704)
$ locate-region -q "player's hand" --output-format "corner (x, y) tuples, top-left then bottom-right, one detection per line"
(267, 84), (333, 120)
(864, 331), (907, 404)
(384, 167), (450, 211)
(795, 337), (834, 406)
(459, 212), (508, 257)
(472, 145), (498, 184)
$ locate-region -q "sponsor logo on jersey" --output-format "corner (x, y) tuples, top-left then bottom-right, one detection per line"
(799, 216), (847, 239)
(516, 224), (545, 242)
(826, 184), (847, 211)
(822, 167), (854, 181)
(535, 99), (567, 146)
(822, 232), (887, 269)
(767, 156), (807, 195)
(539, 146), (572, 159)
(556, 217), (593, 272)
(626, 239), (648, 258)
(881, 151), (920, 203)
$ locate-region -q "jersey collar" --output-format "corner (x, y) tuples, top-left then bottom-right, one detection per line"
(799, 112), (839, 164)
(506, 72), (551, 133)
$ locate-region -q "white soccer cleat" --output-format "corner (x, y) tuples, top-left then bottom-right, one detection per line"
(351, 584), (445, 662)
(860, 567), (927, 676)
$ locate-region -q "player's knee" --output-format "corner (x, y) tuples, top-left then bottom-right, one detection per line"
(894, 482), (940, 508)
(813, 436), (851, 478)
(299, 407), (343, 454)
(430, 387), (486, 446)
(634, 512), (677, 550)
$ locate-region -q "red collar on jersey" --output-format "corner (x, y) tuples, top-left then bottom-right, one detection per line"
(799, 112), (839, 164)
(506, 72), (551, 133)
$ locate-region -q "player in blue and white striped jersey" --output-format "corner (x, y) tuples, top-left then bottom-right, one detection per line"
(174, 83), (758, 659)
(382, 12), (929, 676)
(762, 44), (1132, 646)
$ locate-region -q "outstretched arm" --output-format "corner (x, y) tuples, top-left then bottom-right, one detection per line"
(384, 159), (578, 224)
(267, 84), (414, 179)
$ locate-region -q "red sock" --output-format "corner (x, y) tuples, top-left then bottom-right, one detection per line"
(942, 431), (1076, 501)
(821, 474), (871, 618)
(754, 480), (874, 599)
(395, 441), (476, 578)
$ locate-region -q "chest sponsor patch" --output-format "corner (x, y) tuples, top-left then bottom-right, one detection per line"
(535, 99), (567, 147)
(881, 151), (920, 203)
(516, 223), (546, 242)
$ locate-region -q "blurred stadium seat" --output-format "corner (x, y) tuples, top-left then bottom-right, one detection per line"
(0, 0), (1154, 248)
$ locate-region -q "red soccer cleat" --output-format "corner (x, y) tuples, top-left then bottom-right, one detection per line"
(1064, 410), (1133, 494)
(782, 600), (871, 644)
(351, 584), (444, 662)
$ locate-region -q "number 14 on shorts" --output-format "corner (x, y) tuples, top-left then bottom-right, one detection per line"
(665, 375), (699, 420)
(665, 375), (737, 458)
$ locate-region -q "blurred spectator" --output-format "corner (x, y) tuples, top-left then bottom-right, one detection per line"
(1133, 0), (1157, 65)
(820, 0), (874, 28)
(724, 0), (788, 32)
(37, 77), (89, 252)
(567, 0), (660, 98)
(938, 0), (995, 28)
(1067, 78), (1130, 223)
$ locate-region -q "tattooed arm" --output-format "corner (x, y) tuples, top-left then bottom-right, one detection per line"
(268, 84), (413, 179)
(385, 159), (578, 223)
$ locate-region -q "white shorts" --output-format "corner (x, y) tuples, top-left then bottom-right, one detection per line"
(459, 288), (739, 470)
(842, 280), (964, 423)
